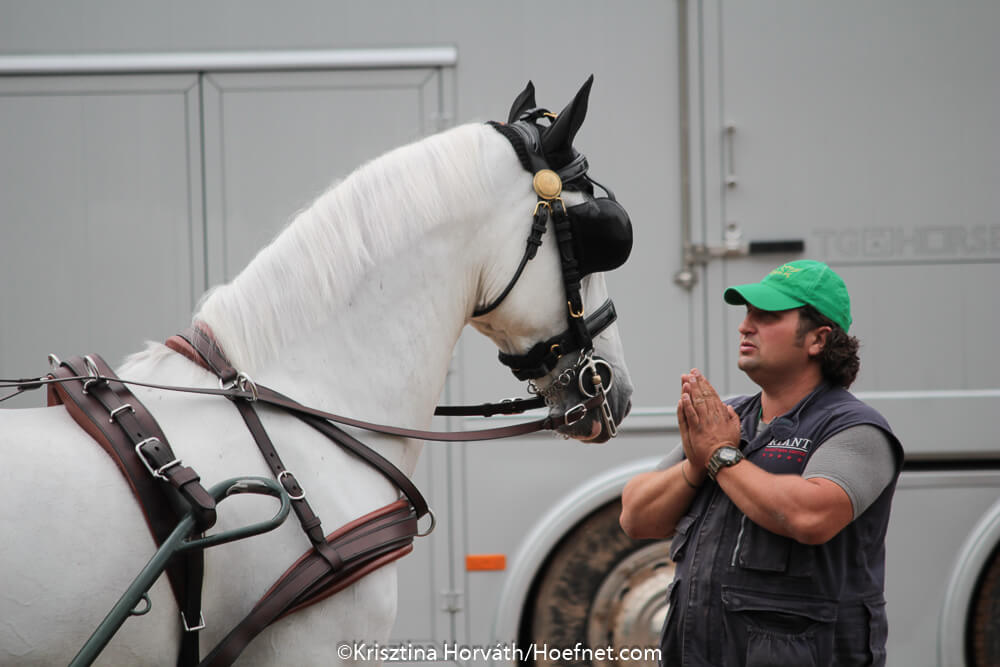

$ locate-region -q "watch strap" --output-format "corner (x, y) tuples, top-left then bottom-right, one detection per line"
(706, 445), (743, 481)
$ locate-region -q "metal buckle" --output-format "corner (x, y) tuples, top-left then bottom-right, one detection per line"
(237, 373), (259, 401)
(135, 437), (180, 481)
(277, 470), (306, 500)
(564, 403), (588, 426)
(109, 403), (135, 423)
(181, 611), (206, 632)
(220, 372), (258, 401)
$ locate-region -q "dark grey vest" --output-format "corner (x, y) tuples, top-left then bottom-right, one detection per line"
(659, 382), (903, 667)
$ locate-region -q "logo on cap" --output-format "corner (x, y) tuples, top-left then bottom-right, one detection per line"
(769, 264), (803, 279)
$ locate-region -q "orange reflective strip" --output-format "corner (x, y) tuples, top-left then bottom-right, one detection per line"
(465, 554), (506, 571)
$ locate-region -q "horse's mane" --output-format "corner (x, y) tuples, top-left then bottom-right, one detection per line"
(189, 123), (503, 371)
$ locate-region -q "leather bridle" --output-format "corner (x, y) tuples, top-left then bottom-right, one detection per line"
(474, 113), (631, 437)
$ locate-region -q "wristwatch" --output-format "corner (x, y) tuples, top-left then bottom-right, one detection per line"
(706, 445), (744, 480)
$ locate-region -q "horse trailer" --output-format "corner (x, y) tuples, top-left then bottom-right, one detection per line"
(1, 2), (998, 665)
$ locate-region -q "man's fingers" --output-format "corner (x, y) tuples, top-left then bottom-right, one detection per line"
(695, 371), (721, 400)
(692, 371), (728, 422)
(681, 393), (700, 427)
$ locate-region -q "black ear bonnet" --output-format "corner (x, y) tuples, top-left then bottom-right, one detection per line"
(478, 78), (634, 387)
(487, 83), (633, 280)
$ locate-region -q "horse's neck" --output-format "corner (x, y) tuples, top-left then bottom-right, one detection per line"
(187, 136), (495, 474)
(123, 124), (519, 475)
(241, 242), (472, 428)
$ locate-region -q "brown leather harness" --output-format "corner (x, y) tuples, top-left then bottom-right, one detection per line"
(36, 322), (612, 666)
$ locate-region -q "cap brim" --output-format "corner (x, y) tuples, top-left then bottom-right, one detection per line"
(724, 283), (806, 311)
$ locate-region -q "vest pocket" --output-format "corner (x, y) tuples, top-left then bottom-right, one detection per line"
(722, 586), (837, 667)
(736, 522), (815, 577)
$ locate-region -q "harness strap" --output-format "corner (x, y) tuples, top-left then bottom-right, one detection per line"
(551, 200), (591, 349)
(293, 408), (429, 518)
(231, 400), (330, 547)
(432, 395), (544, 417)
(473, 203), (551, 317)
(169, 325), (428, 665)
(170, 327), (430, 517)
(163, 327), (602, 441)
(198, 501), (416, 667)
(173, 328), (349, 569)
(47, 355), (212, 667)
(498, 299), (617, 381)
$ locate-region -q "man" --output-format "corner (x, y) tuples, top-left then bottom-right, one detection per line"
(620, 260), (902, 666)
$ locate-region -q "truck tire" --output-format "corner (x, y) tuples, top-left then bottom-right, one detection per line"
(522, 500), (675, 667)
(971, 546), (1000, 666)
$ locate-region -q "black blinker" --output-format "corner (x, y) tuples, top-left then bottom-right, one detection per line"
(567, 197), (633, 276)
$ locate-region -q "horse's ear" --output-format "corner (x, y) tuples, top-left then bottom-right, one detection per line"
(541, 75), (594, 156)
(507, 81), (537, 123)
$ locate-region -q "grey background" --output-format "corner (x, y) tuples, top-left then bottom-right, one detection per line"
(2, 1), (998, 664)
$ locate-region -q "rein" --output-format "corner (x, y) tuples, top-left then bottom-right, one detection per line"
(0, 353), (607, 442)
(1, 294), (620, 440)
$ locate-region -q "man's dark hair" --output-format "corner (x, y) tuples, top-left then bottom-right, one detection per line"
(796, 304), (860, 389)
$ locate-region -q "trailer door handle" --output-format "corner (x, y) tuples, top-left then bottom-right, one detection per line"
(673, 223), (805, 290)
(724, 124), (738, 187)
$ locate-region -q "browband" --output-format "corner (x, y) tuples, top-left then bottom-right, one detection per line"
(489, 120), (590, 186)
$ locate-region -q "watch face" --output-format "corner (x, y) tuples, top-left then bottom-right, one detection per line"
(719, 448), (738, 463)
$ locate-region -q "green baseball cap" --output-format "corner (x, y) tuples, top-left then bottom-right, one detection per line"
(724, 260), (852, 331)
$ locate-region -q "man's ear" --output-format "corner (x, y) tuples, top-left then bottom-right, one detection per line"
(809, 326), (832, 356)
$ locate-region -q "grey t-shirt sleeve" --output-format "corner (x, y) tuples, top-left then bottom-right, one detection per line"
(803, 424), (898, 519)
(655, 442), (685, 470)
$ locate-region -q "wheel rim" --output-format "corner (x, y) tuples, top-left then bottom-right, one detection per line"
(586, 542), (675, 666)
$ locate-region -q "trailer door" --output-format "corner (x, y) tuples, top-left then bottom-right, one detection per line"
(694, 2), (1000, 665)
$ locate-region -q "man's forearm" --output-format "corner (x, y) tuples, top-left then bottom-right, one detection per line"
(620, 461), (702, 539)
(714, 459), (853, 545)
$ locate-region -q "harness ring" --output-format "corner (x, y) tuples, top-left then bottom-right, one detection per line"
(417, 507), (437, 537)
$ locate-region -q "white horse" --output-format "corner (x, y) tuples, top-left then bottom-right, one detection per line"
(0, 80), (633, 665)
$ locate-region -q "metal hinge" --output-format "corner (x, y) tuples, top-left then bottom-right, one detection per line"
(440, 589), (463, 614)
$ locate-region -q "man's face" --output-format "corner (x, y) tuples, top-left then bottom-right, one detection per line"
(736, 305), (811, 381)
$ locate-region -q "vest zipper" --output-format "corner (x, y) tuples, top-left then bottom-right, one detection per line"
(731, 514), (747, 567)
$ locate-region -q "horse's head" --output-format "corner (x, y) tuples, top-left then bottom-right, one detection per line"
(471, 77), (634, 443)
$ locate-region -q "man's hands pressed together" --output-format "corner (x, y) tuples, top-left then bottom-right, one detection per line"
(678, 369), (741, 483)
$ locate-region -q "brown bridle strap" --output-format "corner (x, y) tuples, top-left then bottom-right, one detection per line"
(159, 325), (607, 442)
(4, 368), (605, 442)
